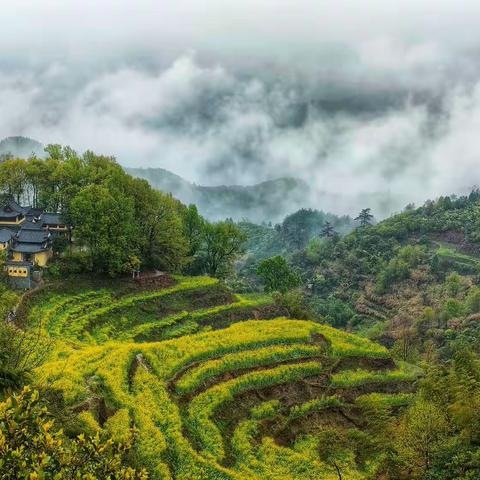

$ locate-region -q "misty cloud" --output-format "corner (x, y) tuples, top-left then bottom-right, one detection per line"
(2, 1), (480, 218)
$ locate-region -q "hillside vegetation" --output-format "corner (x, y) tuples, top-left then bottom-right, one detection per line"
(1, 143), (480, 479)
(12, 275), (417, 480)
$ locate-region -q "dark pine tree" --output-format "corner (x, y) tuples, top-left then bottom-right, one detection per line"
(355, 208), (374, 227)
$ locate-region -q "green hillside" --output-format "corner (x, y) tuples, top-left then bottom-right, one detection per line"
(16, 276), (417, 480)
(238, 192), (480, 358)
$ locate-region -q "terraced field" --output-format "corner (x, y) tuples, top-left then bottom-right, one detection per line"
(26, 275), (419, 480)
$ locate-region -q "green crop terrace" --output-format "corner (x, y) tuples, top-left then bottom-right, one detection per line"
(21, 275), (419, 480)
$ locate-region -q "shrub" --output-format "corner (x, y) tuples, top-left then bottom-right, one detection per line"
(0, 386), (148, 479)
(0, 324), (51, 394)
(273, 288), (312, 319)
(256, 256), (301, 293)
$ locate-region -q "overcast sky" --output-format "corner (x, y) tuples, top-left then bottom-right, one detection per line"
(2, 1), (480, 216)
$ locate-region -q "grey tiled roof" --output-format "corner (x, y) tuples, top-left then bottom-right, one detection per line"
(0, 228), (13, 243)
(11, 242), (47, 253)
(16, 229), (49, 243)
(42, 213), (64, 225)
(21, 220), (45, 230)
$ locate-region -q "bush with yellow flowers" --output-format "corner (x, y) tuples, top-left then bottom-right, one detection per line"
(0, 386), (148, 480)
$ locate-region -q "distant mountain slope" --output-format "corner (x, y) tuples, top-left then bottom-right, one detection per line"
(127, 167), (311, 222)
(0, 136), (44, 158)
(0, 138), (311, 222)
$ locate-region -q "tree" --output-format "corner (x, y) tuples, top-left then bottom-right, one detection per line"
(317, 428), (355, 480)
(396, 398), (449, 476)
(280, 208), (329, 250)
(198, 221), (246, 278)
(141, 191), (188, 272)
(181, 204), (205, 256)
(320, 221), (336, 238)
(0, 387), (148, 479)
(355, 208), (374, 227)
(256, 256), (301, 293)
(69, 184), (137, 276)
(0, 158), (27, 203)
(426, 442), (480, 480)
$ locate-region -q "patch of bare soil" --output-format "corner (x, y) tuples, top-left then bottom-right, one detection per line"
(128, 272), (176, 292)
(432, 230), (480, 256)
(200, 304), (289, 330)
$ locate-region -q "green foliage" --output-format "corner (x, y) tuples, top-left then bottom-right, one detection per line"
(70, 184), (137, 276)
(354, 208), (374, 227)
(425, 443), (480, 480)
(0, 387), (148, 479)
(272, 288), (312, 319)
(0, 282), (18, 320)
(375, 245), (427, 293)
(279, 208), (353, 250)
(310, 295), (355, 328)
(395, 398), (450, 476)
(256, 255), (301, 293)
(0, 148), (191, 277)
(197, 220), (247, 278)
(181, 204), (205, 259)
(466, 287), (480, 313)
(0, 324), (50, 394)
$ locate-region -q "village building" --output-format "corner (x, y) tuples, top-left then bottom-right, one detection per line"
(0, 199), (69, 288)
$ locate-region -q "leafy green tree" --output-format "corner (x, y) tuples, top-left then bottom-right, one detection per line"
(316, 428), (368, 480)
(280, 208), (338, 250)
(426, 443), (480, 480)
(0, 158), (27, 202)
(0, 387), (148, 479)
(139, 190), (188, 272)
(375, 258), (410, 293)
(467, 287), (480, 314)
(355, 208), (374, 227)
(198, 221), (246, 278)
(396, 398), (449, 476)
(311, 296), (355, 328)
(69, 184), (137, 276)
(272, 288), (311, 320)
(181, 204), (205, 258)
(256, 255), (301, 293)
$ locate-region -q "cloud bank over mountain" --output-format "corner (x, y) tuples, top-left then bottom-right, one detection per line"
(2, 0), (480, 217)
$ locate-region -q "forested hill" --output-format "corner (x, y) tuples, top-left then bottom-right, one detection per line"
(0, 136), (44, 159)
(244, 192), (480, 361)
(127, 167), (310, 222)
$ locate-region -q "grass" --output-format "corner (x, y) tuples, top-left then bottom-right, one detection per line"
(330, 361), (421, 388)
(175, 344), (324, 395)
(436, 245), (480, 273)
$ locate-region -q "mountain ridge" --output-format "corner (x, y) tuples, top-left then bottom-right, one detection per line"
(126, 168), (311, 223)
